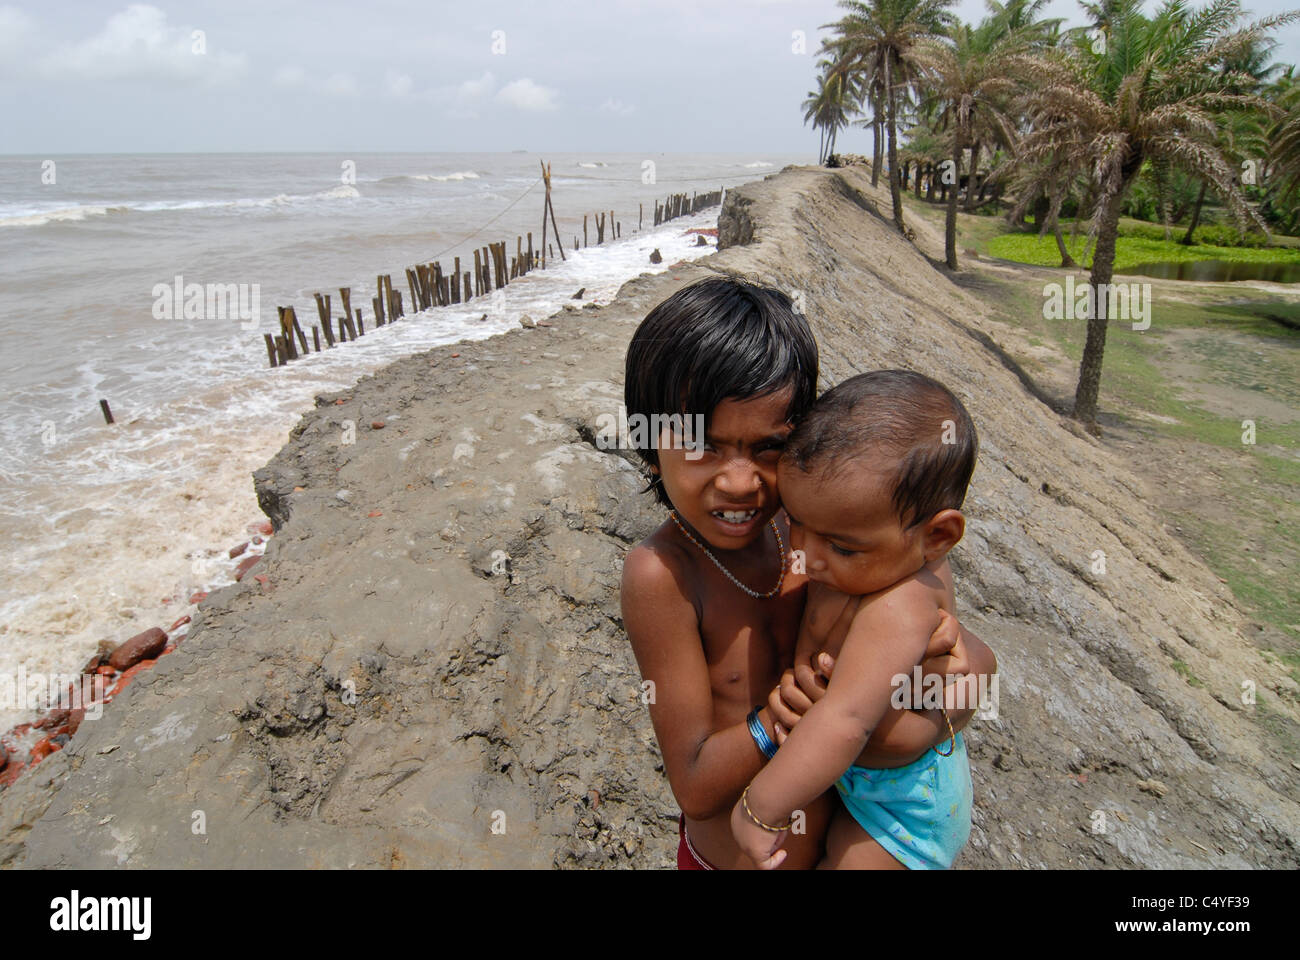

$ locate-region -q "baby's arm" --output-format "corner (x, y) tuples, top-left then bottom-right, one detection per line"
(733, 582), (939, 866)
(620, 544), (769, 820)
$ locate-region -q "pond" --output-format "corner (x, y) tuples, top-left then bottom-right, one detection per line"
(1116, 259), (1300, 283)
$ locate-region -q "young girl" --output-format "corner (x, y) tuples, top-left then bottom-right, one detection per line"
(618, 277), (996, 869)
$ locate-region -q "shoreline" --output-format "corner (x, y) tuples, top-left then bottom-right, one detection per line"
(0, 206), (725, 740)
(2, 164), (1296, 868)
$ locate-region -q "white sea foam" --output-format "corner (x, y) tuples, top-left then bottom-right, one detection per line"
(0, 205), (114, 228)
(1, 186), (362, 227)
(0, 206), (726, 733)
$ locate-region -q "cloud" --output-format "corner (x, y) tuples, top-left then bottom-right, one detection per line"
(599, 97), (636, 116)
(272, 65), (306, 88)
(42, 4), (247, 83)
(323, 72), (358, 97)
(496, 78), (558, 111)
(457, 71), (497, 101)
(385, 69), (413, 97)
(0, 6), (37, 67)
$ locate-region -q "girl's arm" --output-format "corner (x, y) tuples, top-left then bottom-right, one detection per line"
(621, 543), (770, 820)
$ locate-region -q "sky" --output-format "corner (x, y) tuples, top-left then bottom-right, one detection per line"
(1, 0), (1297, 154)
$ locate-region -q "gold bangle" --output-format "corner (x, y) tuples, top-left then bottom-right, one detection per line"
(741, 786), (793, 833)
(932, 705), (956, 757)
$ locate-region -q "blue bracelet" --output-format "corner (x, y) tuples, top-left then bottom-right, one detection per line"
(747, 706), (778, 760)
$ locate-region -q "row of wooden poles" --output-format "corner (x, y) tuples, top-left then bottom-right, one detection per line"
(263, 184), (725, 369)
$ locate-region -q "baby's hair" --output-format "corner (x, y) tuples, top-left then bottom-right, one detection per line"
(782, 369), (977, 529)
(624, 275), (819, 505)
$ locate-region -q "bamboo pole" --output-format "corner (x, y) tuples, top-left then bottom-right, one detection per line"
(289, 306), (308, 354)
(540, 160), (549, 268)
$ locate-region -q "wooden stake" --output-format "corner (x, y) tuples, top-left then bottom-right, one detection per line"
(264, 334), (278, 367)
(540, 160), (549, 268)
(312, 326), (321, 353)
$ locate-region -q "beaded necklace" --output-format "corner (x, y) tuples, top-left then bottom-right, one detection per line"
(668, 509), (786, 599)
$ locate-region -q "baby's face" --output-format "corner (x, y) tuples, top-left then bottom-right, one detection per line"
(777, 456), (926, 596)
(654, 386), (794, 551)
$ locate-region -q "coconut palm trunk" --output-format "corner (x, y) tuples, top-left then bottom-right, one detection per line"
(1072, 186), (1126, 429)
(945, 135), (963, 269)
(872, 113), (883, 187)
(885, 57), (906, 232)
(1181, 180), (1208, 245)
(964, 141), (982, 210)
(1054, 216), (1077, 268)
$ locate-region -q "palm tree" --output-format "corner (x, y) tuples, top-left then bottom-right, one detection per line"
(1181, 35), (1283, 243)
(915, 20), (1024, 267)
(803, 58), (863, 164)
(1268, 66), (1300, 202)
(1014, 0), (1297, 432)
(824, 0), (958, 234)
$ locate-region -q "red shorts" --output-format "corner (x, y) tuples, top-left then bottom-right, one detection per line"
(677, 813), (718, 870)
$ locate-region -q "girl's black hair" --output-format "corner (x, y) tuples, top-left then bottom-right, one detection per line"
(623, 275), (819, 505)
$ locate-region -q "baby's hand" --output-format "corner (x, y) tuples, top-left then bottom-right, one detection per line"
(730, 796), (788, 870)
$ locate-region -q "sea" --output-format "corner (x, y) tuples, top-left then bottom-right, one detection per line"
(0, 150), (808, 729)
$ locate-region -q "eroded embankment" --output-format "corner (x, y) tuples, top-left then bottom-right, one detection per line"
(2, 164), (1296, 869)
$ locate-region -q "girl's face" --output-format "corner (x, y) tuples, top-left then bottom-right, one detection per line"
(653, 385), (794, 551)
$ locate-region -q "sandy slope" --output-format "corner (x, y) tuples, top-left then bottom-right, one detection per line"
(2, 164), (1296, 868)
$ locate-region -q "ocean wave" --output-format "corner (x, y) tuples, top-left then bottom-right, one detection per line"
(0, 205), (117, 228)
(0, 185), (362, 227)
(378, 170), (480, 183)
(576, 161), (607, 168)
(743, 161), (774, 168)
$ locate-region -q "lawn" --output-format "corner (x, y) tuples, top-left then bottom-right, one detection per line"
(985, 232), (1300, 272)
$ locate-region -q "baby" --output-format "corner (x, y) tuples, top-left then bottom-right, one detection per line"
(731, 369), (981, 869)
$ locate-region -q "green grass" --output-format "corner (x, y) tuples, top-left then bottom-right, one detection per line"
(1171, 659), (1204, 687)
(972, 273), (1300, 666)
(985, 232), (1300, 272)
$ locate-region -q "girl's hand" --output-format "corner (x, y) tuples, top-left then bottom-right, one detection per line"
(730, 798), (788, 869)
(768, 652), (836, 745)
(920, 609), (969, 678)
